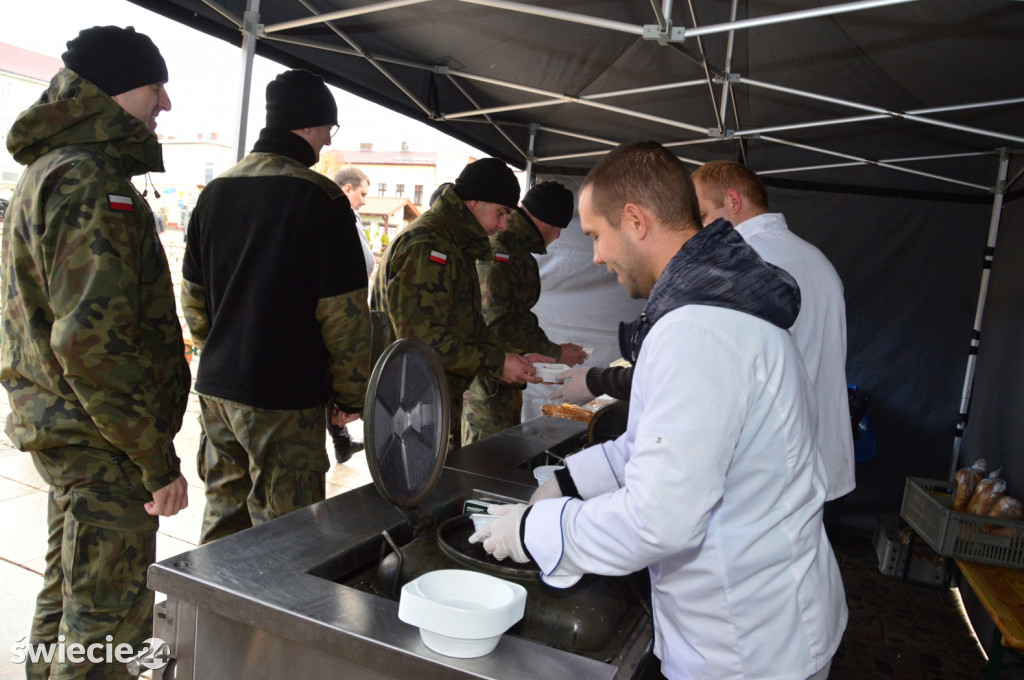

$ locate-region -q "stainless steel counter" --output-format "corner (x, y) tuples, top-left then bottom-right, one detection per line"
(148, 416), (652, 680)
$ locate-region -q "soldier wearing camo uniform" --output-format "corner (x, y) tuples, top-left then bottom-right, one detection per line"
(0, 26), (190, 680)
(462, 181), (588, 444)
(370, 159), (543, 451)
(181, 69), (371, 545)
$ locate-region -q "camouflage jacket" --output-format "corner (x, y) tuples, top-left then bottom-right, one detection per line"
(370, 185), (506, 385)
(1, 69), (190, 492)
(479, 209), (561, 359)
(180, 127), (371, 412)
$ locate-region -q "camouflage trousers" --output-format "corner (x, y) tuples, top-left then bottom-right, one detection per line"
(461, 376), (523, 446)
(197, 395), (329, 545)
(446, 373), (473, 452)
(28, 446), (159, 680)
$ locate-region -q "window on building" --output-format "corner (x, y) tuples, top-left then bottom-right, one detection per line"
(204, 162), (214, 184)
(378, 183), (387, 196)
(414, 185), (424, 205)
(396, 184), (405, 197)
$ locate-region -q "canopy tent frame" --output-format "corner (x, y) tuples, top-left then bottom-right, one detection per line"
(949, 147), (1011, 482)
(205, 0), (1022, 200)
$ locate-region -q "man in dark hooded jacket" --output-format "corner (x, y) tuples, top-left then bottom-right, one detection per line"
(470, 142), (846, 680)
(1, 26), (190, 680)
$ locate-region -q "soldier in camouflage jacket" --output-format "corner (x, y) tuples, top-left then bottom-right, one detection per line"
(0, 27), (189, 680)
(463, 182), (587, 444)
(180, 69), (371, 544)
(370, 159), (542, 450)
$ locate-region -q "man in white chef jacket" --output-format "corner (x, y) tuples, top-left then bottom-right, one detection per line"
(692, 160), (854, 533)
(470, 141), (847, 680)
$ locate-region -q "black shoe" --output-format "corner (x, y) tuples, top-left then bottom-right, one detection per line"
(328, 421), (364, 465)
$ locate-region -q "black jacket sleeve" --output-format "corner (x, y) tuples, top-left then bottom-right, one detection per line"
(585, 366), (634, 401)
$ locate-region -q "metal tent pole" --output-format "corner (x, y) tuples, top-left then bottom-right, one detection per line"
(293, 0), (435, 118)
(233, 0), (260, 163)
(525, 124), (537, 187)
(717, 0), (739, 129)
(265, 0), (431, 32)
(949, 147), (1011, 482)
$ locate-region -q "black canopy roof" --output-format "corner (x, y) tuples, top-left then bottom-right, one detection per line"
(128, 0), (1024, 197)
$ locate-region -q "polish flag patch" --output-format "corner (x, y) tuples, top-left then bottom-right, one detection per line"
(108, 194), (134, 212)
(494, 252), (510, 264)
(429, 250), (448, 265)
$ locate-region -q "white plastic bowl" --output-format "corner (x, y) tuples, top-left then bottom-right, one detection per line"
(533, 362), (570, 383)
(533, 464), (564, 486)
(398, 569), (527, 658)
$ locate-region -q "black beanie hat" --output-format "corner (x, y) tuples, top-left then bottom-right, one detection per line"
(522, 181), (574, 228)
(62, 26), (168, 97)
(266, 69), (338, 130)
(453, 158), (520, 209)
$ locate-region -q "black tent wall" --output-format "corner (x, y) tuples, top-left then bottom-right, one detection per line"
(767, 181), (996, 529)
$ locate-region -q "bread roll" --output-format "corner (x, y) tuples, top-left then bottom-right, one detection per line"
(953, 463), (986, 511)
(966, 476), (1006, 516)
(988, 496), (1024, 521)
(541, 402), (594, 423)
(986, 496), (1023, 537)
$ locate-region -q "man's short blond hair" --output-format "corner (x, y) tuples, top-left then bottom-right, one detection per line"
(691, 160), (769, 212)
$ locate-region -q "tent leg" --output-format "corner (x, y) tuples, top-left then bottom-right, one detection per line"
(233, 1), (261, 163)
(948, 147), (1010, 482)
(524, 123), (538, 188)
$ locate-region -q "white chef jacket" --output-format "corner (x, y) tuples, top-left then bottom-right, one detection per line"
(525, 305), (848, 680)
(739, 213), (855, 501)
(353, 209), (376, 276)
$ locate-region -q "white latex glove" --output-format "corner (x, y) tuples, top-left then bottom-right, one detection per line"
(467, 503), (530, 562)
(530, 477), (563, 504)
(548, 365), (596, 405)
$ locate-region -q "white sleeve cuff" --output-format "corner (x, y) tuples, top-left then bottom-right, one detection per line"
(524, 497), (582, 589)
(566, 443), (622, 499)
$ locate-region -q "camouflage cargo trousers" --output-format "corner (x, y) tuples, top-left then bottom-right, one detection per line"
(461, 375), (523, 446)
(198, 395), (329, 545)
(28, 446), (159, 680)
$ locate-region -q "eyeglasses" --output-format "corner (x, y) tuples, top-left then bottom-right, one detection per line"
(330, 124), (340, 138)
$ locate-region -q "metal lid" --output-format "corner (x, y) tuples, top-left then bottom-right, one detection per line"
(364, 339), (450, 509)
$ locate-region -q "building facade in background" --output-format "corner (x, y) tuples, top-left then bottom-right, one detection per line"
(315, 144), (486, 253)
(153, 133), (236, 230)
(0, 43), (62, 197)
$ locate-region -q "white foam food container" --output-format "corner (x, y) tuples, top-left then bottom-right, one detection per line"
(398, 569), (527, 658)
(533, 362), (571, 383)
(533, 464), (565, 486)
(470, 512), (497, 533)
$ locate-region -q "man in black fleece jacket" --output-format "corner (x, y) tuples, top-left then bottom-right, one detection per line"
(180, 69), (371, 544)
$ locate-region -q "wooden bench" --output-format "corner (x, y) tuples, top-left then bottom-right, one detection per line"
(955, 559), (1024, 678)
